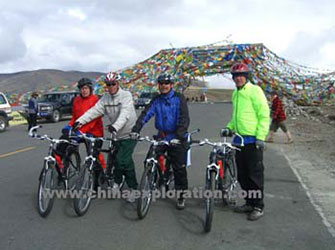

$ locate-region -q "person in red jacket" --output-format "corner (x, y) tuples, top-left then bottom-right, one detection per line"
(58, 78), (106, 175)
(266, 91), (293, 144)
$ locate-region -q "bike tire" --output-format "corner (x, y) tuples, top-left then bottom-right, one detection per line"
(106, 152), (126, 189)
(37, 163), (56, 217)
(163, 160), (174, 191)
(64, 149), (81, 190)
(205, 170), (216, 232)
(107, 152), (114, 176)
(222, 157), (238, 205)
(137, 163), (158, 219)
(73, 164), (95, 216)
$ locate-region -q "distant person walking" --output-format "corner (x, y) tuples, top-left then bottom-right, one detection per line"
(266, 91), (293, 144)
(28, 92), (38, 131)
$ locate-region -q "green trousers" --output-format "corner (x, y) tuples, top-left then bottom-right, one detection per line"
(113, 139), (138, 189)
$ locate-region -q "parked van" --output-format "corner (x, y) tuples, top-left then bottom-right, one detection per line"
(0, 92), (13, 132)
(134, 92), (158, 109)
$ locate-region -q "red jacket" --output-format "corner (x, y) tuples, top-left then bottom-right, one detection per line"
(68, 95), (104, 137)
(271, 96), (286, 122)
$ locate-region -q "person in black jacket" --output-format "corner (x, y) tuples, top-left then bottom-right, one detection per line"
(131, 73), (190, 210)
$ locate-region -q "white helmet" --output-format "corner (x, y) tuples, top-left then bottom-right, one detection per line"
(105, 72), (121, 84)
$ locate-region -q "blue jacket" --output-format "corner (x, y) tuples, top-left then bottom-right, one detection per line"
(28, 97), (38, 114)
(132, 90), (190, 141)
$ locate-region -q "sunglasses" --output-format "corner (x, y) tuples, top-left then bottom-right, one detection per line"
(105, 82), (117, 86)
(158, 81), (172, 85)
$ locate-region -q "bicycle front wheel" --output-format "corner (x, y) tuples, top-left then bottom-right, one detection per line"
(37, 163), (56, 217)
(137, 163), (158, 219)
(204, 170), (216, 233)
(73, 164), (95, 216)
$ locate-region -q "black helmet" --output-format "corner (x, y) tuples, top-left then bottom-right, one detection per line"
(157, 73), (174, 84)
(77, 78), (93, 90)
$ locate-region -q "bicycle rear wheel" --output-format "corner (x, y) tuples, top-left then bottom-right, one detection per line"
(73, 164), (95, 216)
(37, 163), (56, 217)
(205, 170), (216, 232)
(64, 149), (81, 190)
(137, 163), (158, 219)
(162, 160), (174, 191)
(222, 157), (238, 205)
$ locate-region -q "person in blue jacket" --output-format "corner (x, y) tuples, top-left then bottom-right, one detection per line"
(28, 92), (39, 131)
(131, 73), (190, 210)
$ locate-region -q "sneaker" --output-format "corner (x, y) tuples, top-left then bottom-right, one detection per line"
(266, 139), (274, 143)
(113, 182), (119, 189)
(247, 207), (264, 221)
(287, 138), (294, 144)
(125, 189), (136, 203)
(176, 198), (186, 210)
(234, 204), (254, 213)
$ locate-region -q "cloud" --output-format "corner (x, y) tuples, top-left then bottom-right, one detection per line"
(0, 0), (335, 73)
(0, 15), (27, 63)
(281, 28), (335, 69)
(66, 8), (87, 21)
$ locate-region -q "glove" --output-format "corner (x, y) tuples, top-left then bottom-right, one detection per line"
(73, 121), (82, 131)
(86, 133), (93, 138)
(220, 128), (232, 137)
(107, 125), (117, 134)
(75, 130), (83, 137)
(256, 140), (265, 150)
(62, 125), (72, 135)
(129, 132), (140, 140)
(70, 129), (83, 143)
(170, 139), (181, 145)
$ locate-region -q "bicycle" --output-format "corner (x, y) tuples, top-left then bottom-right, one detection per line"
(191, 134), (243, 232)
(29, 125), (81, 217)
(73, 132), (128, 216)
(136, 129), (200, 219)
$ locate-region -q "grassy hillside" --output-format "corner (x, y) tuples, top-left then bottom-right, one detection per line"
(0, 69), (104, 93)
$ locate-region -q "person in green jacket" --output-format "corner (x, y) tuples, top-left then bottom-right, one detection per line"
(220, 62), (270, 221)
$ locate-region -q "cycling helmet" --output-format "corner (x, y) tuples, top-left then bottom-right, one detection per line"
(105, 72), (121, 84)
(77, 78), (93, 91)
(157, 73), (174, 84)
(231, 62), (250, 74)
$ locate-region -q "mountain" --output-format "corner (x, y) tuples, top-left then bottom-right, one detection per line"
(0, 69), (104, 93)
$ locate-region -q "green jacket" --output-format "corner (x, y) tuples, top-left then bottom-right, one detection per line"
(226, 82), (270, 141)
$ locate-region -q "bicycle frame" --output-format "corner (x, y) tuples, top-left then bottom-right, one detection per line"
(140, 136), (170, 182)
(29, 126), (79, 186)
(191, 134), (243, 233)
(30, 125), (81, 217)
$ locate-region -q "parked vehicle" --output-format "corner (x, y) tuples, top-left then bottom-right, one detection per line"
(134, 92), (157, 109)
(24, 91), (79, 123)
(0, 92), (13, 132)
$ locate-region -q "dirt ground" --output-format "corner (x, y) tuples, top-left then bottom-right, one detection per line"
(186, 87), (335, 175)
(271, 105), (335, 175)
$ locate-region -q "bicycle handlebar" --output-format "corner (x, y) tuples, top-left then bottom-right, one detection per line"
(190, 138), (241, 151)
(188, 128), (200, 136)
(232, 133), (244, 147)
(75, 130), (131, 143)
(135, 129), (201, 146)
(28, 125), (78, 146)
(136, 136), (170, 146)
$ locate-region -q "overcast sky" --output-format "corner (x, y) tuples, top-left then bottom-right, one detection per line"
(0, 0), (334, 87)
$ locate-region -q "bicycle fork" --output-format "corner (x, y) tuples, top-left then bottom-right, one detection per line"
(145, 158), (159, 189)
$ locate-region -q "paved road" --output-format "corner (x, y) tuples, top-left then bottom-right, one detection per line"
(0, 103), (334, 250)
